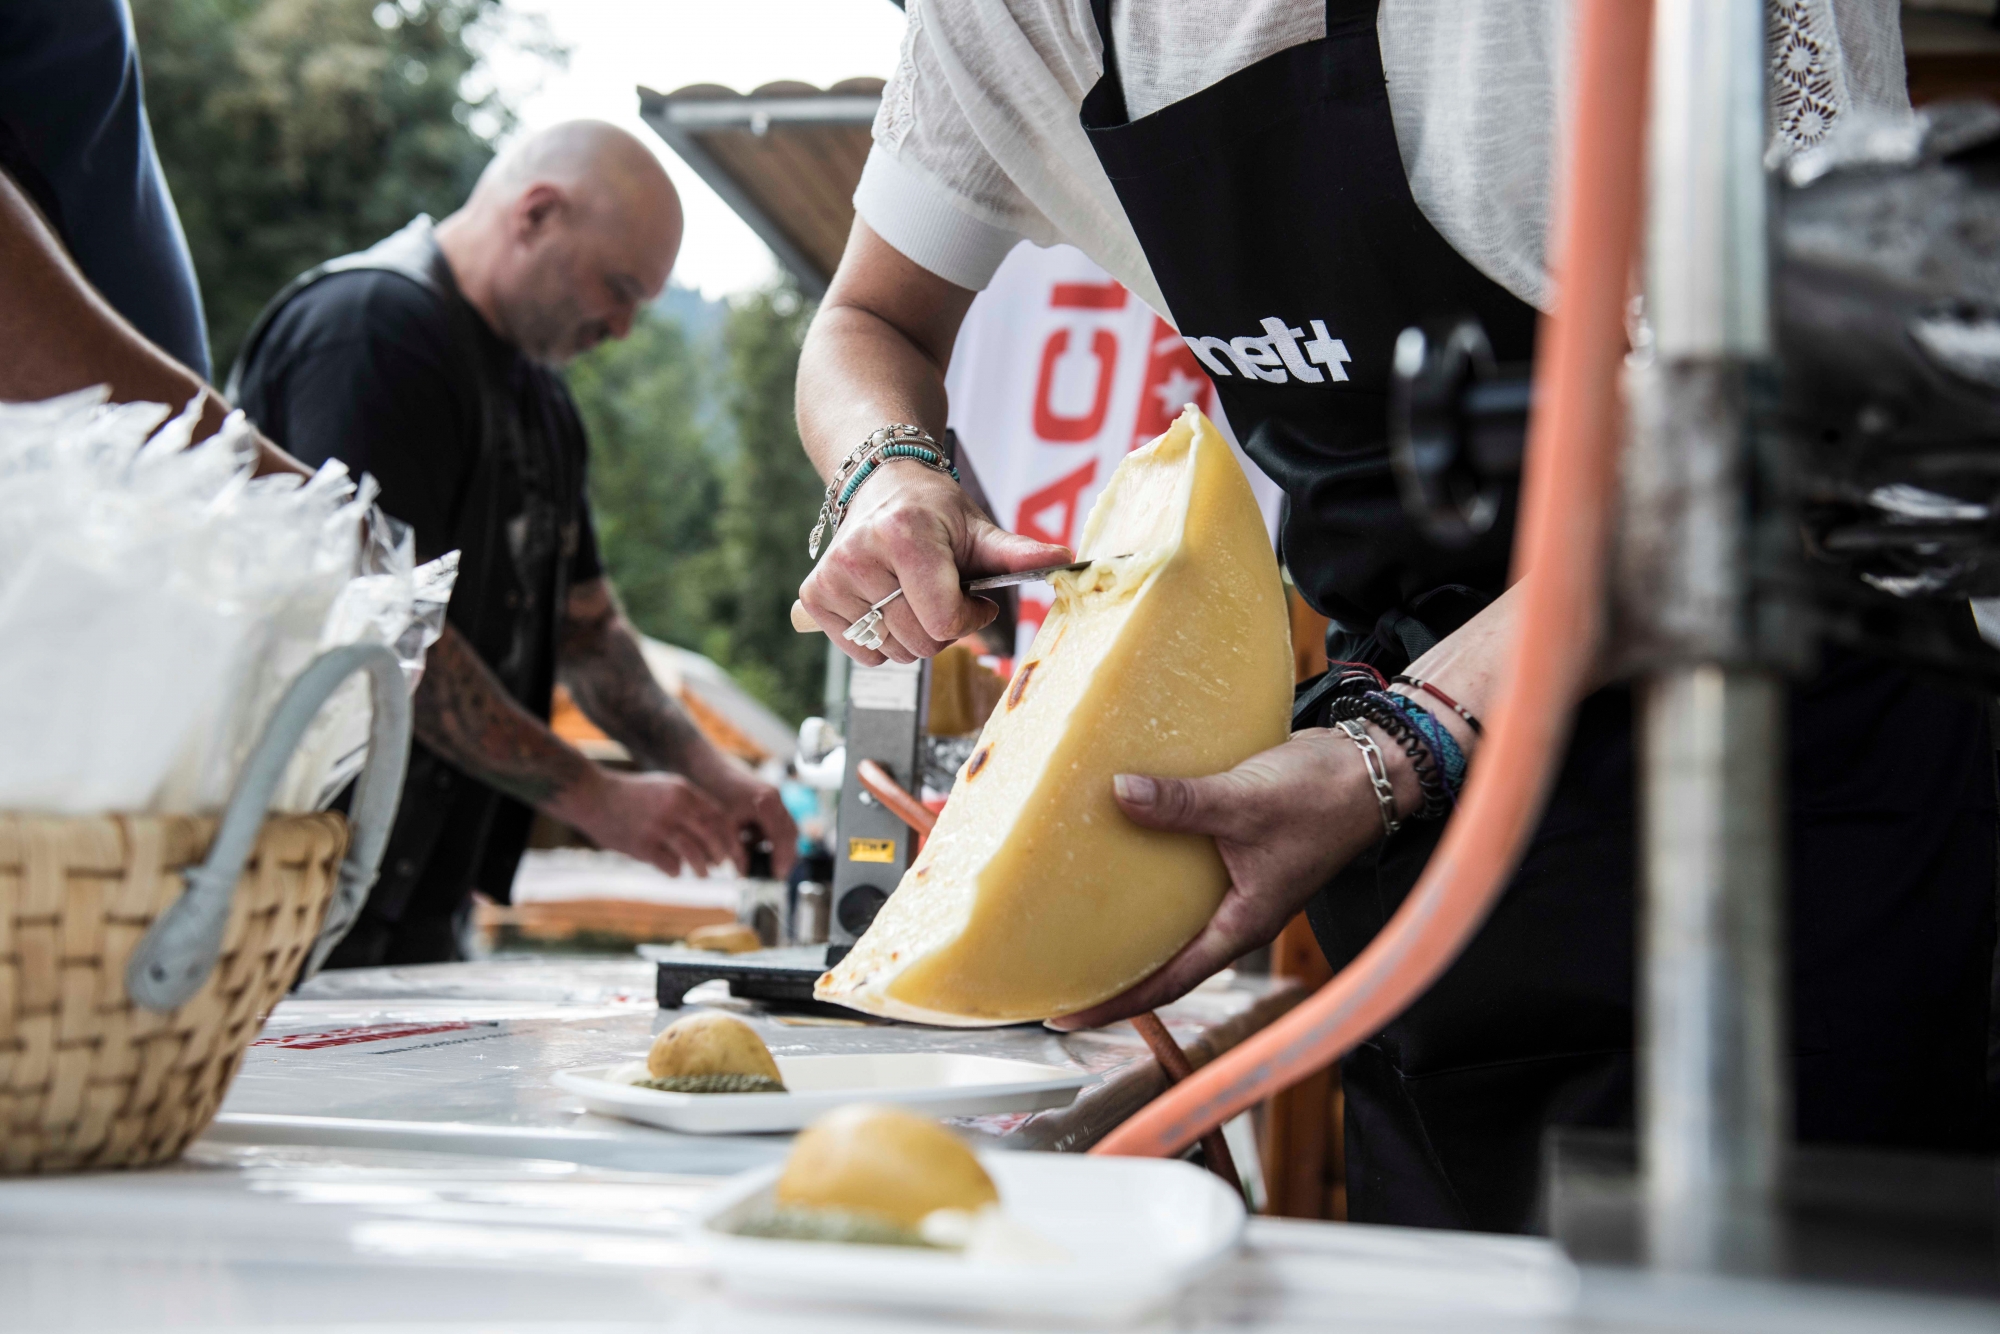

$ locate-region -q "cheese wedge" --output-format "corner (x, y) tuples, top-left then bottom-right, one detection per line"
(816, 406), (1292, 1025)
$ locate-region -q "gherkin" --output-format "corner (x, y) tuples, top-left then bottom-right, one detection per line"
(636, 1073), (786, 1095)
(733, 1208), (939, 1249)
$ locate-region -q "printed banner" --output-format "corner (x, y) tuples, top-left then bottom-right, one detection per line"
(945, 244), (1283, 658)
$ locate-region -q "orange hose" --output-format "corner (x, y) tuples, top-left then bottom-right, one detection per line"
(1092, 0), (1652, 1162)
(854, 759), (937, 836)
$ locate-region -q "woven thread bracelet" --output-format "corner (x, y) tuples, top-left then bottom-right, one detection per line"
(1382, 692), (1468, 798)
(1335, 719), (1401, 840)
(808, 424), (960, 558)
(1329, 694), (1450, 821)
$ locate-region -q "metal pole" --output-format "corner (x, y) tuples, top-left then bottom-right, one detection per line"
(1639, 668), (1784, 1270)
(1629, 0), (1786, 1273)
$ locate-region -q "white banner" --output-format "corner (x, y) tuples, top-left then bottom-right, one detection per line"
(945, 243), (1283, 659)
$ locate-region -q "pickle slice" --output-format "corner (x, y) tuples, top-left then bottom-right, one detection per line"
(634, 1073), (786, 1095)
(732, 1207), (941, 1249)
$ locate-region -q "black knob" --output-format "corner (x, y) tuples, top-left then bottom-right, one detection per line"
(1389, 318), (1530, 548)
(837, 884), (888, 936)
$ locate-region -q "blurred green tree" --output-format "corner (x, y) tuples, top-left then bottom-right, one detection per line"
(568, 286), (825, 724)
(132, 0), (533, 374)
(134, 0), (830, 724)
(706, 285), (826, 723)
(564, 309), (726, 654)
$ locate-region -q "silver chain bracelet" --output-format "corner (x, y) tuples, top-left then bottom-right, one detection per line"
(1336, 718), (1402, 840)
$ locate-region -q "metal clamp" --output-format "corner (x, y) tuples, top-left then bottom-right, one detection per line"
(126, 643), (412, 1013)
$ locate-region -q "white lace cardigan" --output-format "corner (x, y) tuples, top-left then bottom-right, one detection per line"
(855, 0), (1910, 318)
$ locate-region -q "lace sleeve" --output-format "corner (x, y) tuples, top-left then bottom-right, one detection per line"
(1768, 0), (1911, 158)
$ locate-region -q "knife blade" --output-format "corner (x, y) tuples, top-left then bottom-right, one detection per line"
(961, 559), (1096, 591)
(789, 558), (1125, 635)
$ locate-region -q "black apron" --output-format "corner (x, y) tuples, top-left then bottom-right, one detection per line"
(1082, 0), (1996, 1231)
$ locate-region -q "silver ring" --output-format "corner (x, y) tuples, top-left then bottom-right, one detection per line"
(847, 612), (886, 651)
(842, 588), (906, 648)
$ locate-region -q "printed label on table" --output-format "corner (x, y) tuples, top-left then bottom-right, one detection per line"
(248, 1021), (495, 1051)
(848, 837), (898, 864)
(848, 661), (921, 712)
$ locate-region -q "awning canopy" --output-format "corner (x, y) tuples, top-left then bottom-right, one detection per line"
(638, 79), (882, 297)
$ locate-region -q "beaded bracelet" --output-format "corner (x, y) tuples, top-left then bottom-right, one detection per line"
(807, 424), (961, 558)
(1329, 693), (1450, 821)
(1335, 719), (1401, 840)
(1391, 674), (1484, 737)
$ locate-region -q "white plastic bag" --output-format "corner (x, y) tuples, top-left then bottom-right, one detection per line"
(0, 390), (456, 815)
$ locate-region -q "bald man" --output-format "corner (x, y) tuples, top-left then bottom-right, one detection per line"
(233, 120), (794, 966)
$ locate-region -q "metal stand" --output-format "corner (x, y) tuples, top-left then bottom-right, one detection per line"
(1625, 0), (1788, 1275)
(829, 660), (929, 943)
(1638, 668), (1785, 1271)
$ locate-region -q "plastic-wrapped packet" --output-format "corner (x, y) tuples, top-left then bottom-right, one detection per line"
(0, 393), (251, 813)
(270, 517), (458, 812)
(150, 451), (382, 813)
(0, 389), (456, 816)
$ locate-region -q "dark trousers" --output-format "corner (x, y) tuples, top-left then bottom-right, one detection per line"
(1310, 651), (1997, 1233)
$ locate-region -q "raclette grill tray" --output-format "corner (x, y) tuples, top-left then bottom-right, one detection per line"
(645, 943), (853, 1014)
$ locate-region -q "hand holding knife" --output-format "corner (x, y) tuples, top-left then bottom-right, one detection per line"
(789, 560), (1105, 641)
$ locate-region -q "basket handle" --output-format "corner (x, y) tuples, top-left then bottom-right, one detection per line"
(127, 643), (412, 1012)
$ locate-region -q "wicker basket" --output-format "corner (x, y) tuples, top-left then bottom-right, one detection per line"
(0, 811), (347, 1173)
(0, 642), (412, 1175)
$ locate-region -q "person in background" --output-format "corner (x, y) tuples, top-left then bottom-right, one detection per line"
(234, 121), (795, 966)
(0, 0), (300, 476)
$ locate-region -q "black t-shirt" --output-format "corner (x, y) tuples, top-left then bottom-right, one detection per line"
(238, 267), (600, 587)
(235, 226), (601, 951)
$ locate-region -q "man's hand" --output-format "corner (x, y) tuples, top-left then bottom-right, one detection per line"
(558, 577), (799, 877)
(1048, 729), (1396, 1032)
(798, 464), (1071, 665)
(685, 751), (800, 879)
(552, 770), (737, 877)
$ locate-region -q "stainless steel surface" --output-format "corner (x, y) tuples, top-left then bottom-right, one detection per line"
(214, 962), (1303, 1169)
(1613, 361), (1768, 668)
(1647, 0), (1769, 359)
(7, 1139), (1996, 1331)
(1639, 669), (1786, 1273)
(794, 881), (830, 945)
(830, 660), (928, 944)
(1619, 0), (1786, 1276)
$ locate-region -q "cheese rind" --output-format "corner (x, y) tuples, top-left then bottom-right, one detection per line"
(816, 407), (1292, 1025)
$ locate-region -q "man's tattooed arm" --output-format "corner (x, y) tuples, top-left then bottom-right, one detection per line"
(414, 622), (596, 808)
(557, 577), (708, 774)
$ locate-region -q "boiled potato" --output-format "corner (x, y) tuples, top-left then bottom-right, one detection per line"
(774, 1103), (997, 1229)
(643, 1011), (784, 1093)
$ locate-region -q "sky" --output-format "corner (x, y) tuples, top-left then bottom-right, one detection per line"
(486, 0), (908, 298)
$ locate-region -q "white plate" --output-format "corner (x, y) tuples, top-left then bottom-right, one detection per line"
(692, 1152), (1244, 1324)
(555, 1052), (1090, 1134)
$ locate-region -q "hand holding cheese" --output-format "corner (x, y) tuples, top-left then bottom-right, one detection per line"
(817, 407), (1294, 1024)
